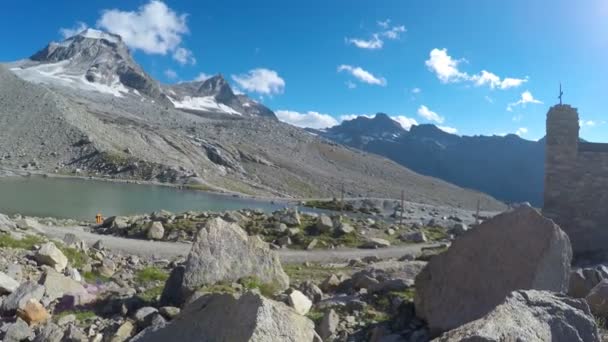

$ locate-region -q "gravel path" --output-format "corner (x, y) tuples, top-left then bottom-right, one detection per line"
(36, 225), (438, 264)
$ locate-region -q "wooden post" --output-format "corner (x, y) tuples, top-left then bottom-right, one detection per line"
(400, 189), (405, 227)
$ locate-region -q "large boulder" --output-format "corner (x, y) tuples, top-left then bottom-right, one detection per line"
(1, 281), (45, 314)
(178, 218), (289, 300)
(434, 290), (600, 342)
(133, 292), (320, 341)
(0, 271), (20, 294)
(569, 267), (606, 298)
(34, 242), (68, 272)
(39, 269), (87, 302)
(585, 279), (608, 316)
(415, 207), (572, 334)
(146, 221), (165, 240)
(0, 213), (16, 232)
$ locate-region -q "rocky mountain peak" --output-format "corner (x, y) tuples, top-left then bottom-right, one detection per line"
(197, 74), (234, 102)
(329, 113), (406, 138)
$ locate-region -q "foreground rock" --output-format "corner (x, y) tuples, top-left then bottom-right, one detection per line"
(585, 279), (608, 316)
(435, 290), (600, 342)
(34, 243), (68, 272)
(134, 292), (319, 341)
(170, 218), (289, 304)
(415, 207), (572, 334)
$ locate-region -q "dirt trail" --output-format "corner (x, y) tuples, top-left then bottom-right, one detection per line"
(37, 225), (439, 264)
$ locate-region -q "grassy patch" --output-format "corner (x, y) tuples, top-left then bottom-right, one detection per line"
(361, 308), (390, 324)
(136, 267), (169, 283)
(59, 246), (89, 269)
(55, 309), (97, 322)
(199, 282), (237, 295)
(137, 286), (164, 303)
(283, 263), (351, 285)
(422, 226), (449, 241)
(0, 234), (45, 250)
(389, 288), (416, 302)
(185, 184), (217, 192)
(163, 219), (200, 236)
(82, 271), (112, 284)
(238, 276), (281, 297)
(307, 309), (325, 324)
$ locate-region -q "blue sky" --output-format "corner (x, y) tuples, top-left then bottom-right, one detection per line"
(2, 0), (608, 141)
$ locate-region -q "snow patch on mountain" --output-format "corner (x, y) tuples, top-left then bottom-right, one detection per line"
(10, 61), (130, 97)
(169, 95), (242, 115)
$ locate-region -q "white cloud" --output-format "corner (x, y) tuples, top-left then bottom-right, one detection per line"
(507, 91), (543, 111)
(438, 126), (458, 134)
(580, 120), (597, 127)
(231, 68), (285, 95)
(59, 22), (88, 39)
(471, 70), (526, 90)
(347, 35), (383, 50)
(347, 20), (405, 50)
(377, 19), (391, 29)
(425, 48), (469, 83)
(97, 0), (189, 55)
(172, 47), (196, 65)
(194, 72), (212, 82)
(417, 105), (444, 124)
(411, 87), (421, 94)
(164, 69), (178, 79)
(338, 65), (386, 86)
(276, 110), (338, 129)
(516, 127), (529, 136)
(393, 116), (418, 130)
(382, 25), (406, 39)
(339, 114), (373, 122)
(425, 48), (526, 90)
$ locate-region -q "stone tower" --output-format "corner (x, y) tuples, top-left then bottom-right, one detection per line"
(544, 104), (580, 214)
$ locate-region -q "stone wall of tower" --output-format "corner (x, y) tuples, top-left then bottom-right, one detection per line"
(543, 104), (608, 260)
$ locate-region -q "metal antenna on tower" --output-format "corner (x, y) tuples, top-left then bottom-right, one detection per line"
(558, 82), (564, 105)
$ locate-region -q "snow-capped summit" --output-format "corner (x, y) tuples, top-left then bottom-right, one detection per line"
(11, 28), (168, 103)
(163, 75), (277, 119)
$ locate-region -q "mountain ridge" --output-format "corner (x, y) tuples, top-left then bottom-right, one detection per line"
(312, 114), (545, 205)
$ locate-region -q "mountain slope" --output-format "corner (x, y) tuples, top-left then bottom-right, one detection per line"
(315, 114), (544, 205)
(0, 31), (505, 211)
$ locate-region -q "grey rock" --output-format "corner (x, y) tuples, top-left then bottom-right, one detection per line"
(57, 313), (76, 326)
(33, 322), (64, 342)
(1, 281), (45, 314)
(361, 237), (391, 249)
(179, 218), (289, 300)
(434, 290), (600, 342)
(134, 306), (158, 323)
(316, 214), (333, 233)
(450, 223), (469, 236)
(92, 239), (104, 250)
(275, 209), (301, 227)
(299, 281), (323, 303)
(0, 213), (17, 232)
(160, 266), (185, 307)
(416, 206), (572, 334)
(318, 309), (339, 341)
(35, 242), (68, 272)
(569, 267), (604, 298)
(7, 264), (23, 282)
(585, 279), (608, 316)
(146, 221), (165, 240)
(3, 318), (33, 342)
(134, 292), (320, 342)
(401, 231), (427, 243)
(0, 271), (20, 294)
(287, 289), (313, 315)
(39, 269), (87, 302)
(158, 306), (180, 319)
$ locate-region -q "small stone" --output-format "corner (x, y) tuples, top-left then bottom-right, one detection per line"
(320, 274), (341, 293)
(361, 237), (391, 249)
(316, 215), (333, 233)
(401, 231), (428, 243)
(111, 321), (135, 342)
(306, 239), (318, 250)
(158, 306), (180, 319)
(1, 281), (45, 314)
(134, 307), (158, 323)
(336, 223), (355, 235)
(92, 240), (104, 250)
(287, 289), (313, 315)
